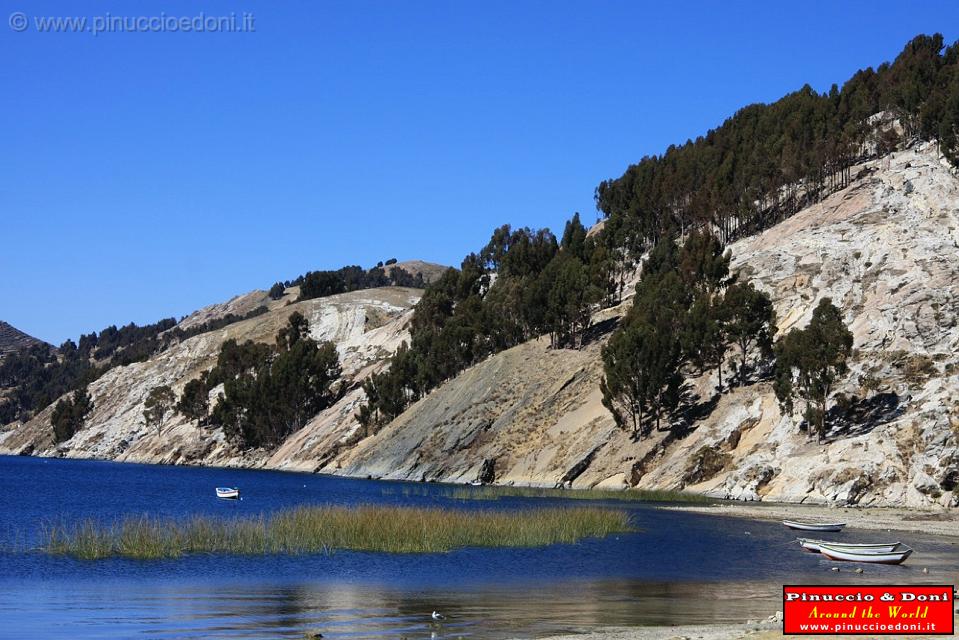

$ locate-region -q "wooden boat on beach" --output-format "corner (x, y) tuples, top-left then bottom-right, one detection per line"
(216, 487), (240, 499)
(798, 538), (902, 553)
(783, 519), (846, 532)
(818, 543), (913, 564)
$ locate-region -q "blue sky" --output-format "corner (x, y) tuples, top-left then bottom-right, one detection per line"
(2, 1), (958, 344)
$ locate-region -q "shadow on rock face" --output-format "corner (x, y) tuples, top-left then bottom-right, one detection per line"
(820, 392), (903, 442)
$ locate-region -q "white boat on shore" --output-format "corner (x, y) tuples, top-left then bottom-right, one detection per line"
(798, 538), (901, 553)
(216, 487), (240, 499)
(818, 543), (913, 565)
(783, 519), (846, 532)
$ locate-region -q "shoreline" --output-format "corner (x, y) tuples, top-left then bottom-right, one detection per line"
(4, 454), (957, 521)
(663, 502), (959, 538)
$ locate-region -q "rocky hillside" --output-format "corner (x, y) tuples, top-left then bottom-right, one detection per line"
(383, 259), (449, 285)
(0, 321), (46, 358)
(2, 145), (957, 509)
(329, 143), (959, 508)
(0, 286), (422, 466)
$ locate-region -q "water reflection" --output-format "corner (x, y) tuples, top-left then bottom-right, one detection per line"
(2, 579), (789, 639)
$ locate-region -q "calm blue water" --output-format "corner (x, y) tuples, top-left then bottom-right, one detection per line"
(0, 455), (955, 639)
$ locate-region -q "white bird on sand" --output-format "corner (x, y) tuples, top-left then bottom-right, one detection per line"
(431, 611), (445, 621)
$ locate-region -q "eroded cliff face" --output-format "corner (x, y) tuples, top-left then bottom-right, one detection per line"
(2, 146), (957, 508)
(0, 287), (422, 468)
(328, 143), (959, 508)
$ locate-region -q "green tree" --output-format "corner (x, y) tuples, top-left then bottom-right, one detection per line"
(268, 282), (285, 300)
(601, 316), (683, 437)
(642, 237), (680, 281)
(683, 293), (729, 389)
(678, 229), (732, 294)
(176, 377), (209, 424)
(543, 254), (600, 348)
(724, 282), (777, 384)
(211, 314), (343, 449)
(277, 311), (311, 350)
(51, 386), (93, 443)
(773, 298), (854, 441)
(143, 385), (176, 437)
(560, 212), (588, 261)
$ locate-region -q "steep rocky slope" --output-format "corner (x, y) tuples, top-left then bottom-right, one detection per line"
(329, 143), (959, 507)
(2, 146), (957, 508)
(0, 321), (46, 357)
(0, 287), (422, 466)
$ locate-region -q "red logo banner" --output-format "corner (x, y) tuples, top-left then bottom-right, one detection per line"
(783, 585), (955, 635)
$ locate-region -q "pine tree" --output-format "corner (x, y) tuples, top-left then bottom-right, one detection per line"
(209, 313), (342, 449)
(724, 282), (777, 384)
(678, 229), (732, 294)
(143, 385), (176, 438)
(268, 282), (285, 300)
(773, 298), (854, 441)
(176, 377), (209, 424)
(683, 293), (729, 389)
(51, 386), (94, 443)
(601, 315), (683, 438)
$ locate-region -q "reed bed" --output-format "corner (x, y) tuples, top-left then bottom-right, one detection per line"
(40, 505), (633, 560)
(383, 483), (711, 503)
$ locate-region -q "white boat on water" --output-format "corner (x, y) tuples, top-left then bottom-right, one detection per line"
(783, 519), (846, 532)
(216, 487), (240, 499)
(798, 538), (901, 553)
(818, 543), (913, 565)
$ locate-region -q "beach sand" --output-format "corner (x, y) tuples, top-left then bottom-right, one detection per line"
(665, 502), (959, 538)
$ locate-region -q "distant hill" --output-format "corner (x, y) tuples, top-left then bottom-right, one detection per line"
(383, 260), (448, 284)
(0, 321), (46, 358)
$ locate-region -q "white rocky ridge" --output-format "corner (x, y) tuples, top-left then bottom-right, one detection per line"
(0, 286), (422, 468)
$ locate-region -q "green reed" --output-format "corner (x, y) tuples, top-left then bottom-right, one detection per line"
(383, 483), (712, 504)
(40, 505), (633, 560)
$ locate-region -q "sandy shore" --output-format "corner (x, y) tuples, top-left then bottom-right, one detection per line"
(664, 502), (959, 538)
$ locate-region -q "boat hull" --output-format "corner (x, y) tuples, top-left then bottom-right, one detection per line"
(818, 544), (913, 565)
(783, 520), (846, 532)
(798, 538), (901, 553)
(216, 487), (240, 499)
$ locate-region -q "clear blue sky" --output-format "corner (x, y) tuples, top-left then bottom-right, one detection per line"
(2, 1), (958, 345)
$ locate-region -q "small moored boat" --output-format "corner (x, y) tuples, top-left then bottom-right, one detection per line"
(783, 519), (846, 532)
(216, 487), (240, 500)
(818, 543), (913, 565)
(798, 538), (902, 553)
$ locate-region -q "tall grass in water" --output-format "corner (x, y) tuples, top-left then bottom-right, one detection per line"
(44, 519), (115, 560)
(40, 505), (632, 560)
(382, 483), (712, 503)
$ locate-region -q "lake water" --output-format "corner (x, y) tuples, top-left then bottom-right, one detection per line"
(1, 455), (956, 639)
